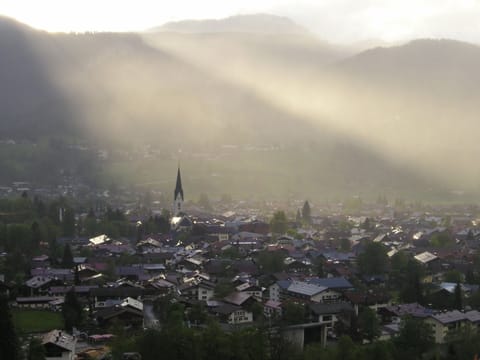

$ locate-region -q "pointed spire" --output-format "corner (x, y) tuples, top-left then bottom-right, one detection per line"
(174, 167), (184, 202)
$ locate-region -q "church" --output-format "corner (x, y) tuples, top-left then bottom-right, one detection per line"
(173, 167), (184, 216)
(170, 167), (192, 232)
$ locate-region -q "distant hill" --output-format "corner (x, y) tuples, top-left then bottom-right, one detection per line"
(151, 14), (308, 34)
(1, 15), (480, 199)
(338, 39), (480, 97)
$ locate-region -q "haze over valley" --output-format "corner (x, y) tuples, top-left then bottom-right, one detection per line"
(1, 13), (480, 201)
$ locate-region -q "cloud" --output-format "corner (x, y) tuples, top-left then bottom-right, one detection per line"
(1, 0), (480, 43)
(269, 0), (480, 44)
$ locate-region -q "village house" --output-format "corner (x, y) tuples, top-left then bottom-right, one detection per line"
(425, 309), (480, 343)
(42, 329), (76, 360)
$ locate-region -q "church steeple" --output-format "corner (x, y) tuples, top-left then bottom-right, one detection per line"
(173, 167), (184, 215)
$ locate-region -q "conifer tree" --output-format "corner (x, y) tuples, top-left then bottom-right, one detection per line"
(62, 289), (83, 331)
(454, 282), (463, 310)
(302, 201), (311, 224)
(62, 244), (74, 268)
(0, 295), (20, 360)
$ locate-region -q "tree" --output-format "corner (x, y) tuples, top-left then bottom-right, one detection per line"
(27, 338), (46, 360)
(444, 270), (464, 283)
(256, 250), (286, 274)
(314, 256), (325, 277)
(198, 193), (212, 211)
(339, 238), (351, 252)
(31, 221), (44, 250)
(361, 217), (372, 231)
(394, 317), (434, 359)
(302, 201), (311, 225)
(0, 295), (20, 360)
(358, 307), (380, 342)
(200, 320), (233, 360)
(335, 335), (357, 360)
(399, 259), (424, 304)
(62, 243), (74, 268)
(468, 288), (480, 309)
(295, 209), (301, 224)
(214, 279), (235, 299)
(304, 342), (335, 360)
(62, 289), (83, 331)
(62, 207), (75, 237)
(282, 301), (306, 325)
(363, 341), (395, 360)
(270, 211), (288, 234)
(466, 268), (476, 284)
(389, 251), (409, 287)
(453, 282), (463, 310)
(357, 242), (388, 275)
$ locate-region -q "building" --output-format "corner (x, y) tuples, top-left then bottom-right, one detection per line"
(174, 167), (184, 216)
(42, 330), (76, 360)
(425, 310), (480, 343)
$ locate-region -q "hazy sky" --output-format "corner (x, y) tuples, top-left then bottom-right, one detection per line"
(1, 0), (480, 44)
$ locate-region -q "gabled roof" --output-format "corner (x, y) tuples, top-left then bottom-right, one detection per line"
(465, 310), (480, 323)
(287, 281), (327, 297)
(89, 234), (111, 246)
(430, 310), (467, 325)
(321, 251), (355, 262)
(307, 277), (353, 290)
(42, 329), (76, 352)
(224, 291), (253, 306)
(414, 251), (438, 264)
(96, 305), (143, 320)
(265, 300), (282, 309)
(276, 280), (292, 290)
(121, 297), (143, 311)
(26, 276), (53, 288)
(384, 303), (433, 318)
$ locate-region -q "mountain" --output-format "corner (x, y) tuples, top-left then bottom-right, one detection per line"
(338, 39), (480, 97)
(1, 15), (480, 200)
(151, 14), (308, 34)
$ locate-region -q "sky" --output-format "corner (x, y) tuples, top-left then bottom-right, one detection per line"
(1, 0), (480, 44)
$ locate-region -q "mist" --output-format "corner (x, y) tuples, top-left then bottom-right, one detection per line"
(1, 15), (480, 201)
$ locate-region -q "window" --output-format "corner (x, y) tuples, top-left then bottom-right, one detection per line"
(323, 315), (332, 321)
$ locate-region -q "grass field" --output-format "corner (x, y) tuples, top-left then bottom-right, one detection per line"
(13, 309), (63, 334)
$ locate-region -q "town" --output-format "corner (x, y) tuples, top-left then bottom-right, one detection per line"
(2, 168), (480, 360)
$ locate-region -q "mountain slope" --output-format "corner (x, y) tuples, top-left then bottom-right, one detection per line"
(1, 16), (480, 199)
(151, 14), (308, 34)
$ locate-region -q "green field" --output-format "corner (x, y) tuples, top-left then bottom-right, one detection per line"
(13, 309), (63, 334)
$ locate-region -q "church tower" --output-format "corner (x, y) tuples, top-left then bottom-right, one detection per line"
(173, 167), (184, 215)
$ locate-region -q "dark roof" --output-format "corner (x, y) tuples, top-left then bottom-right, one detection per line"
(224, 292), (252, 306)
(344, 290), (391, 305)
(16, 296), (58, 303)
(50, 286), (98, 294)
(307, 277), (353, 289)
(90, 287), (144, 298)
(174, 167), (184, 201)
(96, 305), (143, 320)
(42, 330), (76, 352)
(383, 303), (434, 318)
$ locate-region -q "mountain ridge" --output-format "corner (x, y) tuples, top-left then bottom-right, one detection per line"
(1, 15), (480, 198)
(150, 13), (308, 35)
